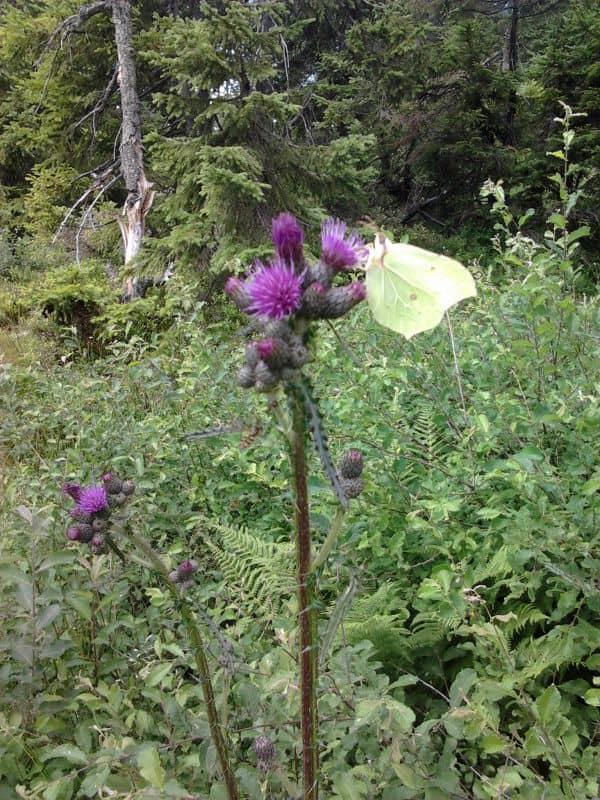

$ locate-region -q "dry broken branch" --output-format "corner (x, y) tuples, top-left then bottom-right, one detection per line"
(36, 1), (110, 66)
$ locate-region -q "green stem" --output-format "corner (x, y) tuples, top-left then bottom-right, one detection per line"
(124, 529), (239, 800)
(290, 390), (319, 800)
(312, 507), (346, 573)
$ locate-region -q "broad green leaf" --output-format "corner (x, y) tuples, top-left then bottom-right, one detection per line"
(137, 746), (165, 789)
(365, 235), (476, 338)
(41, 745), (87, 765)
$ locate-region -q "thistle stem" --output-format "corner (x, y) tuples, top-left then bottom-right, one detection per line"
(290, 390), (319, 800)
(123, 528), (239, 800)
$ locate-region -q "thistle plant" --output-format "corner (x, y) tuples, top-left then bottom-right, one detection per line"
(226, 212), (368, 800)
(62, 473), (240, 800)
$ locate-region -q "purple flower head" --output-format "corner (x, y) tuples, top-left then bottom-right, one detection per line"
(321, 219), (368, 271)
(62, 482), (83, 503)
(77, 485), (109, 515)
(272, 213), (304, 268)
(248, 259), (303, 320)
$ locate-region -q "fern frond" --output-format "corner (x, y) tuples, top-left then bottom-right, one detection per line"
(203, 521), (294, 615)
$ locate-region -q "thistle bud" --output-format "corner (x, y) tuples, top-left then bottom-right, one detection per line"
(69, 507), (91, 523)
(66, 526), (81, 542)
(300, 282), (327, 318)
(245, 342), (260, 368)
(265, 320), (293, 341)
(288, 342), (309, 368)
(255, 361), (280, 392)
(177, 559), (198, 580)
(309, 261), (334, 288)
(102, 474), (123, 494)
(253, 735), (276, 773)
(91, 535), (106, 555)
(78, 523), (94, 543)
(341, 476), (364, 498)
(92, 517), (107, 532)
(339, 449), (364, 479)
(319, 282), (366, 319)
(122, 479), (136, 496)
(237, 365), (256, 389)
(113, 492), (127, 507)
(256, 337), (290, 370)
(224, 277), (250, 311)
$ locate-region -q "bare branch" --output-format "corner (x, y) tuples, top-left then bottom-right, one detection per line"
(73, 64), (119, 138)
(76, 173), (122, 265)
(36, 1), (110, 66)
(52, 160), (119, 245)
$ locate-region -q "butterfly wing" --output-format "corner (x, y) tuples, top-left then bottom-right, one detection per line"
(366, 240), (476, 339)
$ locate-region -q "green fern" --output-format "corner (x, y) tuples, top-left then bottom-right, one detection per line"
(341, 584), (410, 663)
(516, 621), (600, 679)
(202, 521), (294, 614)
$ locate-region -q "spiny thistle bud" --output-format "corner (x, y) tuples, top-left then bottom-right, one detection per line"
(224, 277), (251, 311)
(177, 559), (198, 579)
(112, 492), (127, 507)
(170, 559), (198, 592)
(237, 364), (256, 389)
(272, 212), (304, 269)
(66, 526), (81, 542)
(288, 342), (309, 368)
(122, 479), (136, 496)
(91, 535), (106, 555)
(339, 449), (364, 479)
(245, 342), (260, 368)
(300, 281), (327, 318)
(102, 473), (123, 494)
(319, 282), (366, 319)
(69, 507), (91, 523)
(92, 517), (107, 532)
(254, 361), (280, 392)
(264, 320), (293, 341)
(309, 261), (334, 288)
(341, 476), (364, 498)
(257, 337), (290, 370)
(78, 523), (94, 543)
(253, 735), (276, 773)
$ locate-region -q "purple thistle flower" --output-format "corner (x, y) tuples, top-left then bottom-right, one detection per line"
(272, 213), (304, 268)
(247, 259), (303, 320)
(77, 485), (109, 515)
(62, 482), (83, 503)
(321, 219), (368, 271)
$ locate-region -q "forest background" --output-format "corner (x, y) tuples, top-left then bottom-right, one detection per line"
(0, 1), (599, 799)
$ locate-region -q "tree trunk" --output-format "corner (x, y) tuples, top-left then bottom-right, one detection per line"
(502, 0), (519, 146)
(111, 0), (154, 298)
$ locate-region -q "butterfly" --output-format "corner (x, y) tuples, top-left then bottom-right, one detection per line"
(365, 233), (477, 339)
